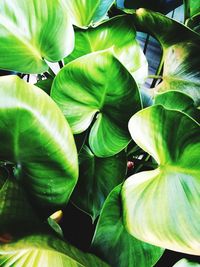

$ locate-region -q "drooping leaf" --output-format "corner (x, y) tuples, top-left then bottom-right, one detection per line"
(71, 146), (127, 220)
(0, 75), (78, 215)
(127, 8), (200, 105)
(64, 15), (148, 85)
(0, 234), (109, 267)
(123, 0), (182, 14)
(173, 259), (200, 267)
(63, 0), (114, 28)
(51, 51), (142, 157)
(92, 185), (164, 267)
(0, 0), (74, 74)
(122, 105), (200, 255)
(154, 91), (200, 122)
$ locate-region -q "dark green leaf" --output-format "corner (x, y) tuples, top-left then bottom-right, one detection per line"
(72, 146), (127, 220)
(173, 259), (200, 267)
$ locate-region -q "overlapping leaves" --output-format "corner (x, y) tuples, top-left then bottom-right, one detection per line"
(64, 15), (148, 85)
(0, 75), (78, 215)
(92, 185), (164, 267)
(127, 8), (200, 105)
(0, 0), (74, 73)
(51, 51), (142, 157)
(122, 105), (200, 255)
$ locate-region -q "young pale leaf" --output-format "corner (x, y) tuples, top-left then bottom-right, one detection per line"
(0, 0), (74, 74)
(51, 51), (142, 157)
(173, 259), (200, 267)
(71, 146), (127, 220)
(92, 185), (164, 267)
(122, 105), (200, 255)
(154, 91), (200, 123)
(63, 0), (114, 28)
(128, 8), (200, 105)
(0, 76), (78, 215)
(0, 234), (109, 267)
(64, 15), (148, 85)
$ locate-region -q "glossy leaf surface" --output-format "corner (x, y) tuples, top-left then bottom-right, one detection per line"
(154, 91), (200, 122)
(72, 146), (127, 220)
(0, 75), (78, 215)
(63, 0), (114, 28)
(52, 51), (141, 157)
(0, 234), (109, 267)
(64, 15), (148, 85)
(92, 185), (164, 267)
(122, 105), (200, 255)
(184, 0), (200, 18)
(128, 8), (200, 105)
(0, 0), (74, 73)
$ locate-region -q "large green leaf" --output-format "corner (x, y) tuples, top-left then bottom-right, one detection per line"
(92, 185), (164, 267)
(186, 13), (200, 34)
(71, 146), (127, 220)
(63, 0), (114, 28)
(0, 234), (109, 267)
(64, 15), (148, 85)
(127, 8), (200, 105)
(173, 259), (200, 267)
(122, 105), (200, 255)
(154, 91), (200, 123)
(51, 51), (142, 157)
(0, 75), (78, 215)
(0, 0), (74, 74)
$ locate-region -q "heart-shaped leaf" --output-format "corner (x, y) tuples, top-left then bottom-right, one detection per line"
(71, 146), (127, 220)
(122, 105), (200, 255)
(63, 0), (114, 28)
(128, 8), (200, 105)
(154, 91), (200, 123)
(0, 0), (74, 74)
(0, 233), (109, 267)
(0, 75), (78, 215)
(173, 259), (200, 267)
(92, 185), (164, 267)
(51, 51), (142, 157)
(64, 15), (148, 85)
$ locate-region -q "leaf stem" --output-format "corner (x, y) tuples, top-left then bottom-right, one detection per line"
(58, 60), (64, 69)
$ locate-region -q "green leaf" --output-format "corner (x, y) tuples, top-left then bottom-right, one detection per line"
(0, 176), (40, 235)
(122, 105), (200, 255)
(186, 13), (200, 34)
(0, 75), (78, 215)
(0, 0), (74, 74)
(35, 77), (54, 95)
(154, 91), (200, 123)
(92, 185), (164, 267)
(71, 146), (127, 220)
(0, 233), (110, 267)
(184, 0), (200, 19)
(173, 259), (200, 267)
(64, 15), (148, 85)
(63, 0), (114, 28)
(51, 51), (142, 157)
(128, 8), (200, 105)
